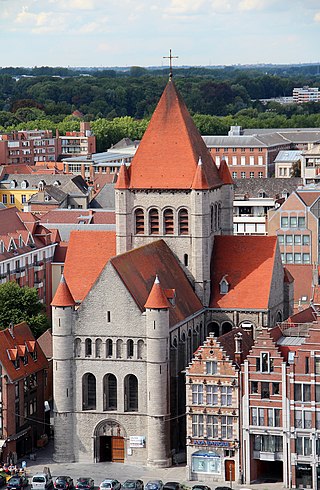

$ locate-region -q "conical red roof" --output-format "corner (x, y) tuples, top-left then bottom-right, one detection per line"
(127, 80), (223, 190)
(218, 158), (234, 185)
(115, 160), (130, 189)
(144, 275), (170, 309)
(51, 275), (75, 307)
(192, 157), (210, 190)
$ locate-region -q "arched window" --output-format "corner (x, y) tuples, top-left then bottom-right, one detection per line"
(95, 338), (102, 358)
(116, 339), (123, 359)
(74, 338), (81, 357)
(218, 203), (222, 229)
(106, 339), (113, 358)
(215, 203), (219, 230)
(149, 208), (159, 234)
(85, 338), (92, 357)
(137, 340), (144, 360)
(82, 373), (96, 410)
(207, 322), (220, 337)
(127, 339), (134, 358)
(211, 205), (215, 231)
(221, 322), (233, 335)
(103, 374), (117, 411)
(135, 208), (144, 235)
(178, 208), (189, 235)
(164, 209), (174, 235)
(124, 374), (138, 412)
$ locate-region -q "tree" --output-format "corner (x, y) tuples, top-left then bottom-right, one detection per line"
(291, 160), (301, 177)
(0, 282), (49, 338)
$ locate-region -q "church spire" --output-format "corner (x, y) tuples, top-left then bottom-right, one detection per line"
(115, 158), (130, 189)
(163, 49), (179, 80)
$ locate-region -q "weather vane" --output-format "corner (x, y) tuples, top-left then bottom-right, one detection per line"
(163, 49), (179, 80)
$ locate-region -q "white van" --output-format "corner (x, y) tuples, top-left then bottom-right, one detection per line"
(31, 468), (53, 490)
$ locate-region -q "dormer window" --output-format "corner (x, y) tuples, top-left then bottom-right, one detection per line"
(10, 180), (17, 189)
(38, 180), (45, 191)
(21, 180), (28, 189)
(219, 275), (229, 295)
(53, 180), (61, 186)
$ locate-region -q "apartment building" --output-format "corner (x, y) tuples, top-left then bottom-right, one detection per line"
(301, 144), (320, 184)
(293, 86), (320, 104)
(0, 207), (58, 309)
(56, 122), (96, 159)
(0, 130), (57, 165)
(268, 186), (320, 265)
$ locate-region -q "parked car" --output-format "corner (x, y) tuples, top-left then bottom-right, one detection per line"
(192, 486), (211, 490)
(7, 476), (29, 490)
(98, 481), (121, 490)
(54, 477), (74, 490)
(0, 476), (7, 488)
(145, 482), (163, 490)
(163, 483), (182, 490)
(75, 480), (94, 490)
(31, 470), (53, 490)
(122, 482), (143, 490)
(214, 487), (233, 490)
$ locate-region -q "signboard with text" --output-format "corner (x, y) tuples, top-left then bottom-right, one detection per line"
(129, 436), (146, 448)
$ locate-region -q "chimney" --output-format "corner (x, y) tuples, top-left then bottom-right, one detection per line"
(234, 332), (243, 365)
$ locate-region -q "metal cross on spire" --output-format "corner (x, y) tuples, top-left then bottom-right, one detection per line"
(163, 49), (179, 80)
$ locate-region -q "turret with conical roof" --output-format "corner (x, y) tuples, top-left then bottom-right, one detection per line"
(145, 275), (171, 466)
(52, 275), (75, 462)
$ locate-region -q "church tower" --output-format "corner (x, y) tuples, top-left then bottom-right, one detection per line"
(51, 276), (75, 462)
(115, 79), (232, 306)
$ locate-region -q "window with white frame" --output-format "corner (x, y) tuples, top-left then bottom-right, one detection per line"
(206, 385), (218, 405)
(268, 408), (280, 427)
(257, 352), (274, 373)
(251, 407), (258, 425)
(316, 411), (320, 429)
(221, 386), (232, 406)
(192, 414), (204, 437)
(296, 436), (312, 456)
(192, 384), (204, 405)
(258, 407), (265, 425)
(206, 415), (218, 438)
(315, 357), (320, 374)
(294, 383), (311, 402)
(221, 416), (233, 439)
(206, 361), (217, 375)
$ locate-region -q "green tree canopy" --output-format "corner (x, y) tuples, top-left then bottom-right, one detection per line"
(0, 282), (49, 338)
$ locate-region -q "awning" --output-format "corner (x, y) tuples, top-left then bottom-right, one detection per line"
(7, 427), (31, 442)
(0, 439), (6, 449)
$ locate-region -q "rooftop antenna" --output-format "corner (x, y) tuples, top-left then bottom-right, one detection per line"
(163, 49), (179, 80)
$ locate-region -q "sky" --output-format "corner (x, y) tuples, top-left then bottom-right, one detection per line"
(1, 0), (320, 68)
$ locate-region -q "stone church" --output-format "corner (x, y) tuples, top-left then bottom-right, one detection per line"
(52, 78), (293, 467)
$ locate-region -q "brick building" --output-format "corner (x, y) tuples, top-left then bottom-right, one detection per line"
(0, 322), (48, 462)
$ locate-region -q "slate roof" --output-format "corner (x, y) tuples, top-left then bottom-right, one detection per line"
(63, 230), (116, 302)
(274, 150), (302, 162)
(123, 80), (223, 190)
(111, 240), (203, 326)
(0, 322), (48, 382)
(234, 177), (302, 198)
(210, 235), (278, 309)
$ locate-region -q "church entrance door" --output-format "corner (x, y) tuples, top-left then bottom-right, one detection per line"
(99, 436), (112, 462)
(111, 436), (124, 462)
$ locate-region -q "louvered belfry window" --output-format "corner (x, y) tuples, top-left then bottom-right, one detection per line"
(135, 208), (144, 234)
(164, 208), (174, 234)
(178, 208), (189, 235)
(149, 208), (159, 234)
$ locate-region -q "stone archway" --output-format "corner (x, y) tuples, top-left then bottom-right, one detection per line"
(94, 419), (127, 463)
(206, 321), (220, 337)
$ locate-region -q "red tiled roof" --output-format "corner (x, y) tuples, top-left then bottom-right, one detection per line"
(111, 240), (202, 326)
(210, 235), (278, 309)
(127, 80), (222, 190)
(37, 329), (52, 359)
(289, 306), (318, 324)
(296, 191), (320, 207)
(0, 322), (48, 382)
(284, 267), (294, 283)
(285, 264), (313, 304)
(63, 230), (116, 302)
(218, 327), (254, 363)
(191, 158), (210, 190)
(218, 159), (234, 185)
(144, 276), (170, 309)
(40, 209), (115, 224)
(115, 162), (130, 190)
(53, 241), (68, 262)
(51, 276), (75, 307)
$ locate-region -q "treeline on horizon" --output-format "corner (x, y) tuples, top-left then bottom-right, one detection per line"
(1, 64), (320, 151)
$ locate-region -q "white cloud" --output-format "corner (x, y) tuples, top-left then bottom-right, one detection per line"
(314, 11), (320, 21)
(165, 0), (206, 15)
(238, 0), (275, 11)
(14, 6), (68, 33)
(49, 0), (96, 9)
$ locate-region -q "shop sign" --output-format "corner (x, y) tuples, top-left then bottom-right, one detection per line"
(192, 439), (234, 448)
(129, 436), (146, 448)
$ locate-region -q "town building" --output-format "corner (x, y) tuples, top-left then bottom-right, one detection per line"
(293, 86), (320, 104)
(186, 329), (253, 484)
(51, 78), (292, 467)
(0, 173), (90, 212)
(56, 122), (96, 159)
(268, 186), (320, 265)
(0, 207), (58, 309)
(301, 144), (320, 184)
(0, 322), (48, 462)
(274, 150), (302, 179)
(233, 177), (301, 235)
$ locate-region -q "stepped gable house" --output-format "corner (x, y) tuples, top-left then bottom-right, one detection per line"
(52, 79), (293, 467)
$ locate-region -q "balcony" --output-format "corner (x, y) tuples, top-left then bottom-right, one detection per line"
(253, 451), (283, 461)
(33, 261), (44, 272)
(15, 267), (26, 278)
(34, 280), (43, 289)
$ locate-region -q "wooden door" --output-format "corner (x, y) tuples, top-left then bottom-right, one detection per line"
(225, 459), (235, 482)
(111, 436), (124, 463)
